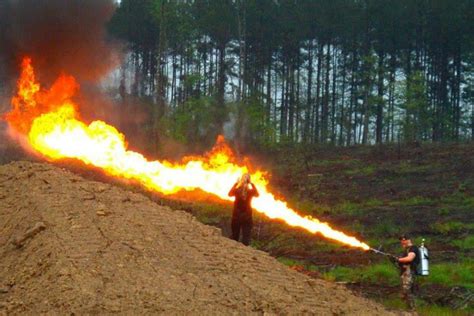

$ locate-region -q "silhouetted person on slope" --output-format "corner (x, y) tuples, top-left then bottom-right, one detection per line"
(228, 173), (259, 246)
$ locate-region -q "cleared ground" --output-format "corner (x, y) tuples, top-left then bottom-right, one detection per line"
(0, 161), (398, 315)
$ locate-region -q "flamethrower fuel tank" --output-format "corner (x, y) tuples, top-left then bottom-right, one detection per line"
(418, 243), (429, 276)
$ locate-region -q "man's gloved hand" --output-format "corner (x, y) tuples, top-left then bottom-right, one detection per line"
(389, 255), (399, 264)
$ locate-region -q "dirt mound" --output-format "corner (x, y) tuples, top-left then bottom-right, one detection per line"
(0, 161), (394, 315)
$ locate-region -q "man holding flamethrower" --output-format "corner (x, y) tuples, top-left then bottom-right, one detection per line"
(371, 234), (423, 310)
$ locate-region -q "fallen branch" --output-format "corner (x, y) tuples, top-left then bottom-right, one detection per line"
(454, 291), (474, 310)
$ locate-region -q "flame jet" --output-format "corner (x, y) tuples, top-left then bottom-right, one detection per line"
(5, 58), (370, 251)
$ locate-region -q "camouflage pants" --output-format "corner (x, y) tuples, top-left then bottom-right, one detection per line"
(400, 267), (416, 310)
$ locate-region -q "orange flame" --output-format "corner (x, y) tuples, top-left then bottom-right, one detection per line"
(4, 58), (370, 250)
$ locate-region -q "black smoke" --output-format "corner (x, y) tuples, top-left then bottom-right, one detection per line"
(0, 0), (122, 163)
(0, 0), (119, 86)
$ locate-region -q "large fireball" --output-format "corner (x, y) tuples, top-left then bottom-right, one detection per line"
(4, 57), (370, 251)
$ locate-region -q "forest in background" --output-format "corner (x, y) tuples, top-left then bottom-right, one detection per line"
(108, 0), (474, 151)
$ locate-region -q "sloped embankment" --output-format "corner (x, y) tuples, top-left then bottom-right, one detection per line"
(0, 161), (393, 314)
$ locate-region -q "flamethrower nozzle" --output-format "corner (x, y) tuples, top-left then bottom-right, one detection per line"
(369, 248), (396, 258)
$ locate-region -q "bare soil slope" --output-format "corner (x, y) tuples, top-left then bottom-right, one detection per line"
(0, 161), (394, 315)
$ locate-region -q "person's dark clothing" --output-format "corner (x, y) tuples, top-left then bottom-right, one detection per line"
(231, 217), (252, 245)
(228, 183), (259, 245)
(399, 245), (419, 310)
(399, 245), (420, 275)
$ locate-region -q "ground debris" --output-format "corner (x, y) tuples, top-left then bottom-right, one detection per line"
(440, 287), (474, 310)
(0, 286), (10, 294)
(96, 210), (107, 216)
(11, 222), (46, 248)
(82, 193), (95, 201)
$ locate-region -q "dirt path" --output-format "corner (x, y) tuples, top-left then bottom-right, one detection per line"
(0, 161), (398, 315)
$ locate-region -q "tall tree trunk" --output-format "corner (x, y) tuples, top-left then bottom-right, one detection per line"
(237, 0), (246, 103)
(471, 102), (474, 141)
(266, 62), (272, 128)
(288, 63), (295, 141)
(280, 64), (288, 138)
(322, 42), (330, 143)
(387, 53), (396, 143)
(304, 41), (313, 143)
(154, 1), (167, 153)
(209, 46), (214, 96)
(295, 52), (301, 141)
(347, 47), (357, 146)
(376, 50), (385, 144)
(171, 52), (177, 107)
(339, 52), (347, 146)
(216, 42), (227, 134)
(437, 45), (449, 141)
(454, 45), (462, 140)
(313, 43), (323, 143)
(331, 45), (337, 144)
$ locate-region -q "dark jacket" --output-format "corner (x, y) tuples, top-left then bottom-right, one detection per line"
(228, 183), (259, 221)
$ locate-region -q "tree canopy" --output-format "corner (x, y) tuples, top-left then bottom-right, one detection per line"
(108, 0), (474, 149)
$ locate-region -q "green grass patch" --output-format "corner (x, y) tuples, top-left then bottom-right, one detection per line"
(364, 198), (385, 207)
(197, 214), (222, 225)
(372, 220), (399, 236)
(276, 256), (320, 271)
(417, 304), (471, 316)
(310, 159), (362, 168)
(194, 205), (228, 218)
(382, 297), (410, 310)
(309, 200), (364, 216)
(309, 240), (341, 252)
(366, 237), (400, 253)
(322, 261), (474, 290)
(345, 165), (376, 176)
(335, 201), (361, 215)
(437, 207), (451, 216)
(291, 199), (331, 216)
(263, 233), (305, 252)
(323, 263), (399, 286)
(427, 262), (474, 289)
(440, 192), (474, 210)
(460, 194), (473, 206)
(277, 256), (302, 266)
(389, 196), (436, 207)
(396, 161), (439, 174)
(452, 236), (474, 250)
(431, 221), (465, 235)
(349, 220), (365, 235)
